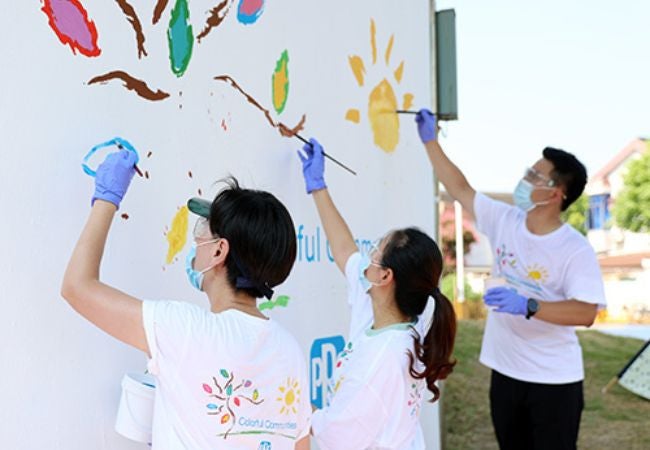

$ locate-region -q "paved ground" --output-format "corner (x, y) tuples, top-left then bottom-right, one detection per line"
(593, 324), (650, 341)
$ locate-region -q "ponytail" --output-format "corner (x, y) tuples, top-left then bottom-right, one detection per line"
(408, 287), (457, 403)
(379, 227), (457, 403)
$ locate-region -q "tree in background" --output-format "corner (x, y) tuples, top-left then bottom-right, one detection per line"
(439, 206), (478, 274)
(561, 194), (589, 236)
(612, 150), (650, 232)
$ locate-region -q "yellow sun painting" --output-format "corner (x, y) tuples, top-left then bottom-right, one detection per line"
(276, 377), (300, 415)
(346, 19), (414, 153)
(527, 264), (549, 284)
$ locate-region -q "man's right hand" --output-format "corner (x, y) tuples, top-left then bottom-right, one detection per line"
(415, 109), (438, 144)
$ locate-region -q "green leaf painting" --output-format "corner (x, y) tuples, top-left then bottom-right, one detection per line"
(168, 0), (194, 76)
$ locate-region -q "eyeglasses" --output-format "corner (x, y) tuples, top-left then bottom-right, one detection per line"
(523, 167), (556, 187)
(368, 239), (385, 267)
(193, 217), (219, 241)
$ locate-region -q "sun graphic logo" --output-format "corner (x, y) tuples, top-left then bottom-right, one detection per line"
(526, 264), (549, 284)
(345, 19), (414, 153)
(276, 377), (300, 415)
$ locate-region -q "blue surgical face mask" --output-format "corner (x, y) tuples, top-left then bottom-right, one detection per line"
(513, 179), (535, 211)
(185, 240), (219, 291)
(358, 252), (382, 293)
(513, 179), (553, 212)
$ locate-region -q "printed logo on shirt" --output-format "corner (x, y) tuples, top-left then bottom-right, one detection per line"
(258, 441), (272, 450)
(407, 380), (425, 417)
(202, 369), (264, 439)
(326, 341), (355, 401)
(526, 263), (549, 284)
(331, 376), (345, 396)
(276, 377), (301, 415)
(336, 341), (354, 369)
(495, 244), (517, 272)
(310, 335), (346, 409)
(495, 244), (544, 295)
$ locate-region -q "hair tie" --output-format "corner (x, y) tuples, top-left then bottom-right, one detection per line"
(432, 287), (441, 297)
(231, 252), (275, 300)
(235, 276), (274, 300)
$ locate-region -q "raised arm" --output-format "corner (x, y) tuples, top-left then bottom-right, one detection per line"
(61, 150), (148, 353)
(416, 109), (476, 216)
(297, 139), (357, 273)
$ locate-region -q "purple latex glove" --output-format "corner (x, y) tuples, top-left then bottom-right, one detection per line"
(297, 138), (327, 194)
(483, 287), (527, 316)
(415, 108), (438, 144)
(92, 149), (137, 209)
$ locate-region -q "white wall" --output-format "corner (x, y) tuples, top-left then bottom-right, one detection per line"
(1, 1), (440, 448)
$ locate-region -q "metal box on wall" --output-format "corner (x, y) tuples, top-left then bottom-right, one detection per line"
(436, 9), (458, 120)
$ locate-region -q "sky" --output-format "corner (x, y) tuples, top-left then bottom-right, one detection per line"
(433, 0), (650, 192)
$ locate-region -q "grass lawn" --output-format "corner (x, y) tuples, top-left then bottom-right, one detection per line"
(442, 320), (650, 449)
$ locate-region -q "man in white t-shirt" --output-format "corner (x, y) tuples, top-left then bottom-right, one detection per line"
(415, 110), (606, 450)
(62, 151), (310, 450)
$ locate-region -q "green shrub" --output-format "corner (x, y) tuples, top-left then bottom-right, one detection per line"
(441, 273), (487, 319)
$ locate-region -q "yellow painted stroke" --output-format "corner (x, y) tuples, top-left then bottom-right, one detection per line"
(402, 93), (414, 110)
(272, 50), (289, 114)
(345, 108), (360, 123)
(385, 34), (394, 65)
(368, 79), (399, 152)
(165, 205), (189, 264)
(370, 19), (377, 64)
(394, 61), (405, 83)
(348, 55), (365, 87)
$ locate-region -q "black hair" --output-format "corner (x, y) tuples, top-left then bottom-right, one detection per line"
(542, 147), (588, 211)
(380, 227), (457, 402)
(208, 177), (297, 298)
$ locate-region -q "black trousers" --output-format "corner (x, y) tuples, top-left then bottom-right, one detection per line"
(490, 370), (584, 450)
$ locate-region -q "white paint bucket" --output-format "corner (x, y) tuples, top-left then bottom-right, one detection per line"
(484, 277), (507, 290)
(115, 373), (156, 443)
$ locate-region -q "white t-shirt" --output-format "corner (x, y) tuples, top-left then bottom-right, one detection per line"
(311, 252), (428, 450)
(142, 301), (310, 450)
(474, 192), (606, 384)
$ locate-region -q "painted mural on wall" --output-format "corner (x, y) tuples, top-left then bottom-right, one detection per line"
(39, 0), (299, 267)
(39, 3), (413, 315)
(345, 19), (414, 153)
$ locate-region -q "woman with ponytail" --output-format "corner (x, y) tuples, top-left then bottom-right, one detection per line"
(297, 138), (457, 449)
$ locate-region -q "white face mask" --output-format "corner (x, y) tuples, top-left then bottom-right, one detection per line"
(185, 239), (219, 291)
(358, 252), (383, 293)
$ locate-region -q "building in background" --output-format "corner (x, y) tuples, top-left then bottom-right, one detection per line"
(585, 138), (650, 322)
(438, 191), (510, 296)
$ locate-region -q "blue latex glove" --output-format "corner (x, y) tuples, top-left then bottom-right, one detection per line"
(415, 108), (437, 144)
(483, 287), (527, 316)
(92, 149), (137, 208)
(297, 138), (327, 194)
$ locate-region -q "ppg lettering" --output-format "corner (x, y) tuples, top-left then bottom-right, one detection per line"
(310, 336), (345, 409)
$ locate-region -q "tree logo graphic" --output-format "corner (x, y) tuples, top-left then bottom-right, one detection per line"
(203, 369), (264, 439)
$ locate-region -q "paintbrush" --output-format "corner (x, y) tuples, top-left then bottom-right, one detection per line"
(295, 134), (357, 176)
(117, 143), (144, 177)
(395, 110), (418, 114)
